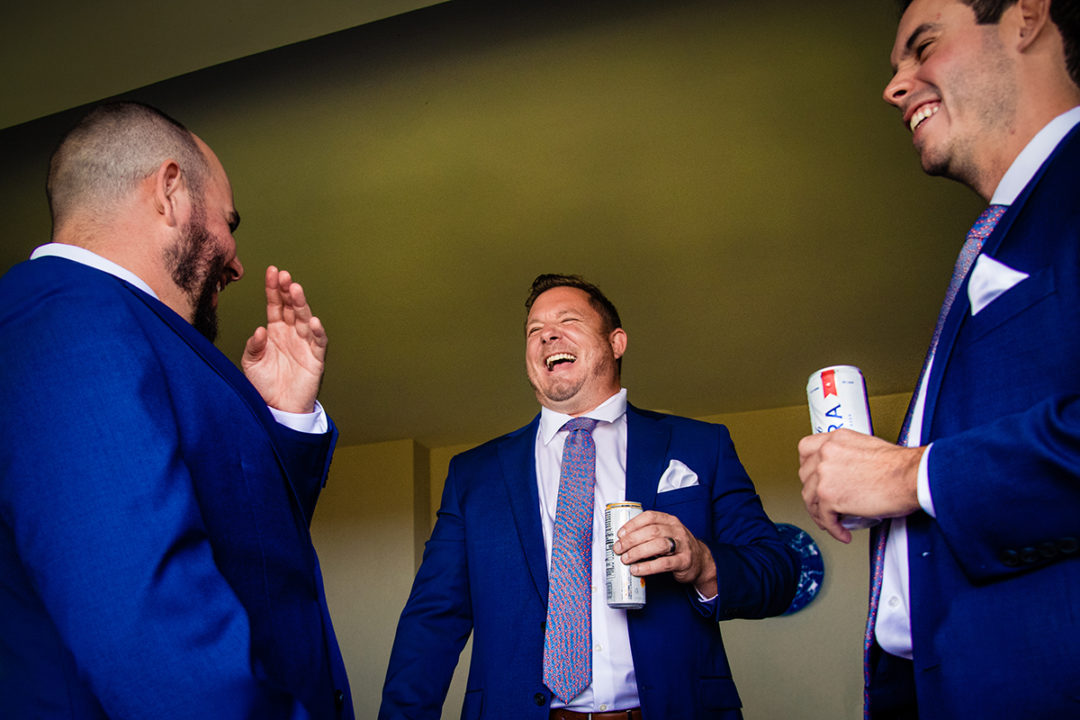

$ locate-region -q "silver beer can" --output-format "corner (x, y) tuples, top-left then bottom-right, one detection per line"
(604, 502), (646, 609)
(806, 365), (880, 530)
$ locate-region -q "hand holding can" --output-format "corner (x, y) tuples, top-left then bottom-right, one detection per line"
(604, 502), (646, 609)
(806, 365), (881, 530)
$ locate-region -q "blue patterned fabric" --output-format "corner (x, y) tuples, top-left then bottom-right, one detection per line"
(543, 417), (599, 703)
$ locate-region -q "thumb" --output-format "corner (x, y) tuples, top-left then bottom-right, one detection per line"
(243, 326), (268, 363)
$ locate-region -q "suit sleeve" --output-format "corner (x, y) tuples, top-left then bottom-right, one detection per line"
(682, 425), (803, 621)
(0, 285), (309, 720)
(700, 425), (799, 620)
(380, 457), (473, 720)
(927, 395), (1080, 583)
(270, 417), (338, 525)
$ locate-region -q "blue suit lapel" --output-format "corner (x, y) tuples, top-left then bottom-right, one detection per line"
(920, 215), (1008, 442)
(625, 405), (671, 511)
(921, 124), (1080, 443)
(496, 415), (550, 603)
(125, 284), (313, 526)
(132, 288), (276, 424)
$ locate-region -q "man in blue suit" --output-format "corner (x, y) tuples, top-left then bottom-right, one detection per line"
(0, 103), (352, 718)
(799, 0), (1080, 717)
(381, 274), (798, 720)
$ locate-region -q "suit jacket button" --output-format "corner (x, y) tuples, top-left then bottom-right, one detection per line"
(1058, 537), (1079, 555)
(334, 690), (345, 711)
(534, 693), (547, 706)
(1000, 549), (1021, 567)
(1039, 541), (1058, 559)
(1020, 547), (1039, 564)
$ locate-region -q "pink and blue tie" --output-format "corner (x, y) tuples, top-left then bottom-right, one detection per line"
(543, 417), (599, 704)
(864, 204), (1007, 718)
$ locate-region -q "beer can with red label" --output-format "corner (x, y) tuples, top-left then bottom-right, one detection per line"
(806, 365), (880, 530)
(605, 502), (646, 609)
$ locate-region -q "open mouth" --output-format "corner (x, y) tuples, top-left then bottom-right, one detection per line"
(909, 103), (939, 133)
(545, 352), (576, 371)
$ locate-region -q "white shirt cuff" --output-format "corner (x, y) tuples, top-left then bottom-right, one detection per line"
(269, 400), (328, 435)
(917, 443), (936, 518)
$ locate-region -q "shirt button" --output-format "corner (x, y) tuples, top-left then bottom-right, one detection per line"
(599, 705), (608, 711)
(888, 595), (900, 608)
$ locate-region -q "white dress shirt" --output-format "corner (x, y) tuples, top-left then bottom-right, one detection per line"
(29, 243), (327, 434)
(875, 106), (1080, 658)
(536, 388), (638, 713)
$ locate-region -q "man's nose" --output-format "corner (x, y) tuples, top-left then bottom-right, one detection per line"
(883, 69), (911, 107)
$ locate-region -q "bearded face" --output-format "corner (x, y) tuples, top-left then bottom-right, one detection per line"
(164, 201), (230, 342)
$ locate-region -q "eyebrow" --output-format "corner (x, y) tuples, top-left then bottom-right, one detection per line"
(892, 22), (938, 70)
(905, 22), (937, 54)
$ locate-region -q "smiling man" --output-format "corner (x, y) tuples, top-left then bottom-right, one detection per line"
(381, 273), (797, 720)
(0, 102), (352, 718)
(797, 1), (1080, 718)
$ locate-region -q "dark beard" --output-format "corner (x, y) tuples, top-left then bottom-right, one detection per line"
(165, 205), (227, 342)
(190, 264), (223, 342)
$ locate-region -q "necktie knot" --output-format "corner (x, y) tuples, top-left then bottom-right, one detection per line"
(562, 417), (598, 434)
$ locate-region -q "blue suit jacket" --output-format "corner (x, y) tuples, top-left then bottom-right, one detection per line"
(380, 406), (797, 720)
(895, 124), (1080, 716)
(0, 257), (353, 719)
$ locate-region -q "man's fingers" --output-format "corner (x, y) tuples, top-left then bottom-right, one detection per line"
(818, 514), (853, 544)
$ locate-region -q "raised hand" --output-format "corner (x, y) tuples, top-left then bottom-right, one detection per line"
(242, 266), (328, 414)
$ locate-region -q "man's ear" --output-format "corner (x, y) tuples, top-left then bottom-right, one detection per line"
(610, 327), (628, 360)
(152, 159), (184, 228)
(1012, 0), (1051, 52)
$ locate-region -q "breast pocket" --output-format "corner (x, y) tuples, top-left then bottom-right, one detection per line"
(963, 266), (1056, 346)
(654, 485), (709, 537)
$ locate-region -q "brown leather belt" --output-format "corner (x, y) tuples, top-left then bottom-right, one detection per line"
(549, 709), (642, 720)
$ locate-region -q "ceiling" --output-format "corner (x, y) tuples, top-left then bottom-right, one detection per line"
(0, 0), (983, 449)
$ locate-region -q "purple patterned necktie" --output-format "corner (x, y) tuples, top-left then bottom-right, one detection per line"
(863, 204), (1007, 719)
(543, 417), (598, 704)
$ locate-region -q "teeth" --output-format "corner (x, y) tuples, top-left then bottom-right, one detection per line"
(910, 104), (939, 133)
(545, 353), (576, 370)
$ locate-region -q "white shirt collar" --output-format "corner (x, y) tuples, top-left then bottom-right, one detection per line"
(539, 388), (628, 445)
(991, 105), (1080, 205)
(30, 243), (158, 299)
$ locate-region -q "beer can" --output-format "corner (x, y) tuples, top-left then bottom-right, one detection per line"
(807, 365), (873, 435)
(605, 502), (646, 609)
(806, 365), (880, 530)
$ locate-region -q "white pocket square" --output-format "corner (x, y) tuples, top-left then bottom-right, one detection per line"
(657, 459), (699, 493)
(968, 254), (1029, 316)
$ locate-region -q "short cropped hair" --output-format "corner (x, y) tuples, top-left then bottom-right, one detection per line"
(47, 102), (208, 232)
(525, 273), (623, 333)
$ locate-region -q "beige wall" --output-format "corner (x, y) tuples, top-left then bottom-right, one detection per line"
(310, 440), (427, 719)
(315, 391), (910, 719)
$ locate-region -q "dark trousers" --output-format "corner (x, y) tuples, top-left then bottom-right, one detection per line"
(868, 645), (919, 720)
